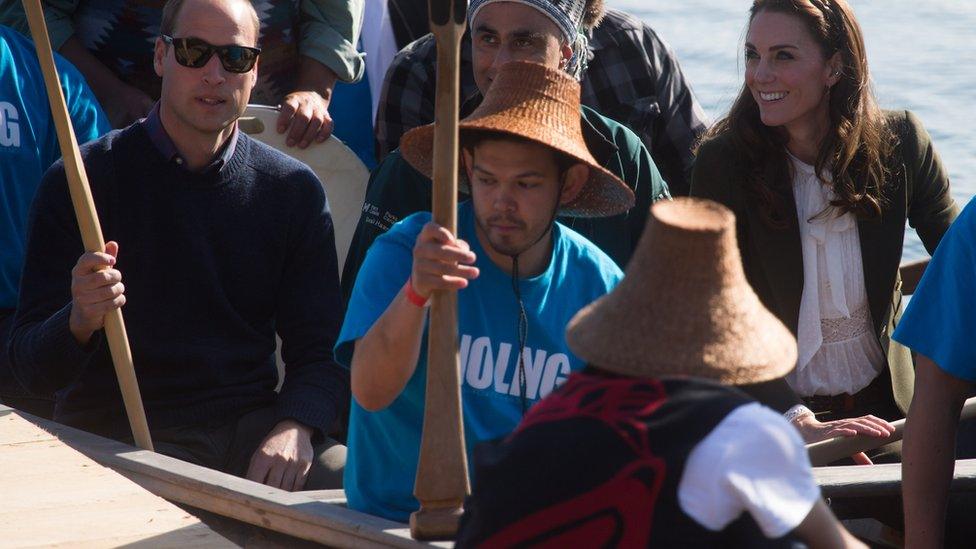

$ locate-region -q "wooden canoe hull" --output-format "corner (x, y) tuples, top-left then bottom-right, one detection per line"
(0, 405), (441, 548)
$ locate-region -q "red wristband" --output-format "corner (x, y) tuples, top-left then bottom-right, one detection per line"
(404, 277), (430, 308)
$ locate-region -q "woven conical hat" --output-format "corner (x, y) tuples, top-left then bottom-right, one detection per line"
(399, 61), (634, 218)
(566, 198), (796, 384)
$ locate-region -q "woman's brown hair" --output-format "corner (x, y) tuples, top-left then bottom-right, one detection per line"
(704, 0), (894, 228)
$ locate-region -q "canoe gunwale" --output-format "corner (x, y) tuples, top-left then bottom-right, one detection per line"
(0, 405), (442, 548)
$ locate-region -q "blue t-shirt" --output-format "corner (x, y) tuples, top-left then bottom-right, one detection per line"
(894, 198), (976, 381)
(336, 201), (623, 522)
(0, 25), (110, 309)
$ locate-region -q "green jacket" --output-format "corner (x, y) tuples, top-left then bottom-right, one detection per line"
(691, 110), (959, 413)
(341, 104), (671, 301)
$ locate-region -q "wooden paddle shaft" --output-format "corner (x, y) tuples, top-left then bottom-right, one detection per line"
(21, 0), (153, 451)
(410, 0), (468, 541)
(807, 395), (976, 466)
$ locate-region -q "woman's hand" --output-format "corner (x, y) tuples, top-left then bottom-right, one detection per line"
(792, 410), (896, 465)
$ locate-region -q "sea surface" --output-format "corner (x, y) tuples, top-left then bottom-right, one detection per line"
(612, 0), (976, 260)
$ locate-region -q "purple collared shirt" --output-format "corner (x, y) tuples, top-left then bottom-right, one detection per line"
(141, 103), (239, 173)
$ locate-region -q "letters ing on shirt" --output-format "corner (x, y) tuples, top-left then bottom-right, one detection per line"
(459, 334), (572, 400)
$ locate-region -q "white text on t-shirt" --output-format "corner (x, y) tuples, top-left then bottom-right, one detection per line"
(458, 334), (572, 400)
(0, 102), (20, 148)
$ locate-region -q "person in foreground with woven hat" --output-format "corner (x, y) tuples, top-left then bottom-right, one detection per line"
(455, 198), (865, 548)
(334, 60), (634, 522)
(339, 0), (671, 302)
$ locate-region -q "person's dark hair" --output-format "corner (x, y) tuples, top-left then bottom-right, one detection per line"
(160, 0), (260, 43)
(702, 0), (893, 228)
(461, 129), (579, 175)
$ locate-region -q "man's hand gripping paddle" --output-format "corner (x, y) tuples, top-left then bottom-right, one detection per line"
(410, 0), (469, 540)
(21, 0), (153, 451)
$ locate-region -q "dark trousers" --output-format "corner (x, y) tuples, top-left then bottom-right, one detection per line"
(0, 308), (55, 419)
(124, 405), (345, 490)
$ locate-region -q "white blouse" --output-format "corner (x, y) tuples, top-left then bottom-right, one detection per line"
(785, 155), (885, 397)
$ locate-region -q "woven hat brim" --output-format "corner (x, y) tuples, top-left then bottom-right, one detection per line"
(566, 285), (796, 385)
(564, 198), (798, 385)
(400, 122), (635, 219)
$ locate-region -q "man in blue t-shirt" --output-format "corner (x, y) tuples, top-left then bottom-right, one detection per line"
(336, 61), (635, 522)
(0, 24), (110, 418)
(894, 198), (976, 547)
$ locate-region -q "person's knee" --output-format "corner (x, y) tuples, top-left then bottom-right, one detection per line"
(304, 437), (346, 490)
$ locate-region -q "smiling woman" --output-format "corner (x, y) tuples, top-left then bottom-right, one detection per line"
(689, 0), (958, 460)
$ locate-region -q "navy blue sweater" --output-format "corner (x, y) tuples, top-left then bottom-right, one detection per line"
(8, 124), (347, 439)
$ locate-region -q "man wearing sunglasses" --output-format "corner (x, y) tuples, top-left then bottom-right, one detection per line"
(1, 0), (362, 149)
(8, 0), (347, 492)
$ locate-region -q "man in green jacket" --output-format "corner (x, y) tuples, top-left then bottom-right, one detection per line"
(341, 0), (669, 299)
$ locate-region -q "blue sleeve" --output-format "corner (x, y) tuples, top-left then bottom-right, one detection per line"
(56, 54), (110, 144)
(893, 198), (976, 381)
(32, 52), (110, 171)
(334, 215), (426, 368)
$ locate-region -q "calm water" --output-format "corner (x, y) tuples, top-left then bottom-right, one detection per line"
(613, 0), (976, 260)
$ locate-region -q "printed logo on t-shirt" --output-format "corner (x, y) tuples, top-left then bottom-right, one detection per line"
(0, 102), (21, 148)
(459, 334), (572, 401)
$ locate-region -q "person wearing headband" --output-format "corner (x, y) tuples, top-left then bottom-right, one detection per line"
(335, 61), (635, 522)
(8, 0), (347, 492)
(373, 0), (707, 194)
(691, 0), (956, 456)
(340, 0), (675, 300)
(456, 198), (865, 548)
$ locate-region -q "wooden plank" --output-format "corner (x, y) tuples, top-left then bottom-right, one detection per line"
(302, 489), (349, 504)
(841, 519), (903, 548)
(0, 406), (448, 548)
(814, 459), (976, 498)
(0, 411), (232, 548)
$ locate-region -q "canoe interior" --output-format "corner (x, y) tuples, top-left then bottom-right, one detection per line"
(0, 405), (450, 548)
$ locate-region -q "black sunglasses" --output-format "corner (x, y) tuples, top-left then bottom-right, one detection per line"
(161, 35), (261, 73)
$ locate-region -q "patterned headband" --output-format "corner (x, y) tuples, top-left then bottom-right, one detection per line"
(468, 0), (586, 46)
(468, 0), (590, 79)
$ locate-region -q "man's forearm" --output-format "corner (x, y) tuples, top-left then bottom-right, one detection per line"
(8, 305), (97, 396)
(903, 355), (969, 548)
(350, 285), (427, 411)
(295, 55), (339, 101)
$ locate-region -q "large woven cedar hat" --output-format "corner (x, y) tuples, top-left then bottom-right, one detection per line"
(566, 198), (797, 385)
(399, 61), (635, 218)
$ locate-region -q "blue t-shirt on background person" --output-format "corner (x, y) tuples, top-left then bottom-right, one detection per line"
(0, 24), (110, 310)
(335, 200), (623, 522)
(894, 198), (976, 379)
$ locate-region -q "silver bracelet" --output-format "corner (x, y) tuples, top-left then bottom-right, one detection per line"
(784, 404), (815, 424)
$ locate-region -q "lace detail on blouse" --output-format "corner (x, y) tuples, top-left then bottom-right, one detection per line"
(820, 304), (873, 344)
